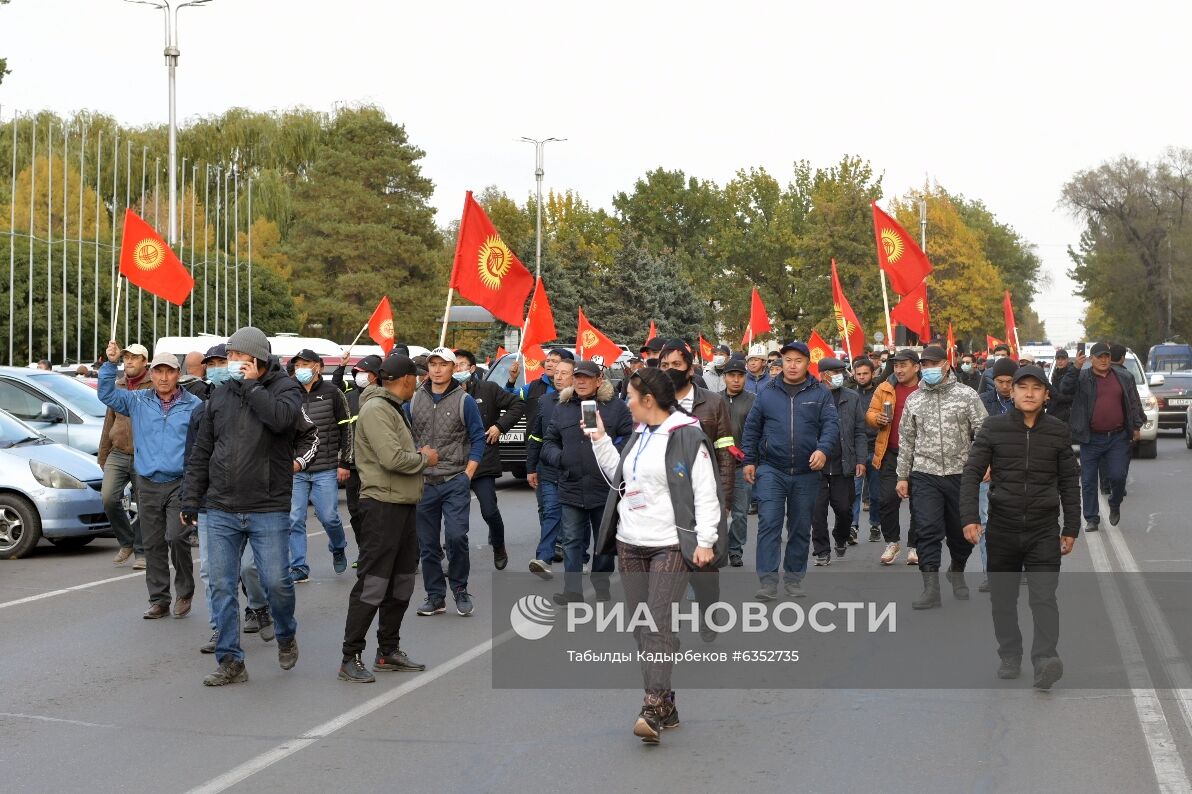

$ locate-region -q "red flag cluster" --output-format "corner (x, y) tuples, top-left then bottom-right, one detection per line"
(450, 192), (535, 327)
(872, 201), (933, 342)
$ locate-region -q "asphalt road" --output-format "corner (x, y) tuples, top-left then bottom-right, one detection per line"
(3, 436), (1192, 793)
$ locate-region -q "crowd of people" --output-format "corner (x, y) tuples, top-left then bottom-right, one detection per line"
(91, 328), (1144, 744)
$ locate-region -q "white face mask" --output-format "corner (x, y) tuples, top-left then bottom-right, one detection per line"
(354, 372), (372, 389)
(712, 355), (726, 368)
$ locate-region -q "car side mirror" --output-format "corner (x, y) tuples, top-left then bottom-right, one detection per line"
(36, 402), (67, 424)
(1149, 373), (1165, 387)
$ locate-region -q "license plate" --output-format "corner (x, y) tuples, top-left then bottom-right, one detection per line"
(499, 432), (524, 443)
(1167, 398), (1191, 406)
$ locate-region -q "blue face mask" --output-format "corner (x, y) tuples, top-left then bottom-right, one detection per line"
(295, 367), (315, 385)
(960, 363), (973, 373)
(226, 360), (247, 381)
(207, 366), (231, 385)
(452, 371), (472, 384)
(921, 366), (944, 386)
(828, 373), (844, 389)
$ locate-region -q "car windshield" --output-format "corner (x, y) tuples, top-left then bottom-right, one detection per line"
(27, 372), (107, 417)
(0, 409), (44, 447)
(486, 354), (525, 390)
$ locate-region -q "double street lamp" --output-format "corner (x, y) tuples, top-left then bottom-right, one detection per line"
(519, 136), (565, 282)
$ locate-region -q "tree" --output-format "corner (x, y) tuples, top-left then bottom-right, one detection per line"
(584, 240), (704, 345)
(0, 0), (9, 87)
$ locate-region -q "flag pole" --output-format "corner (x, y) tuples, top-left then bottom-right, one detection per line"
(111, 276), (123, 342)
(341, 322), (369, 367)
(879, 270), (895, 349)
(438, 287), (454, 348)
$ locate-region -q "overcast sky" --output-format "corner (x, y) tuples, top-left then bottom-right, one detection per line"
(4, 0), (1190, 346)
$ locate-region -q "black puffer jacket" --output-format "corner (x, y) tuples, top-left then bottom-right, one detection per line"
(464, 374), (525, 479)
(528, 391), (563, 483)
(298, 376), (352, 472)
(540, 380), (634, 509)
(182, 359), (306, 514)
(1046, 364), (1074, 422)
(960, 409), (1082, 537)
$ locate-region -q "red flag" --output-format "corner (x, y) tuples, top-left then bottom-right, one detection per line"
(742, 287), (772, 347)
(946, 323), (956, 367)
(449, 192), (534, 326)
(523, 278), (557, 349)
(807, 329), (834, 378)
(367, 296), (395, 355)
(645, 320), (658, 346)
(872, 202), (933, 296)
(576, 308), (622, 365)
(986, 335), (1004, 352)
(522, 343), (546, 382)
(496, 346), (508, 359)
(830, 260), (866, 360)
(698, 335), (714, 363)
(891, 280), (931, 341)
(118, 209), (194, 305)
(1003, 291), (1018, 356)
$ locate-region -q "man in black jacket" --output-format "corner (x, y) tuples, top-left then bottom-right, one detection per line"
(810, 358), (868, 564)
(1046, 349), (1073, 423)
(1059, 342), (1144, 531)
(961, 365), (1080, 689)
(527, 358), (575, 577)
(181, 326), (305, 686)
(454, 349), (526, 570)
(289, 349), (353, 582)
(850, 357), (882, 542)
(541, 361), (633, 603)
(721, 358), (755, 567)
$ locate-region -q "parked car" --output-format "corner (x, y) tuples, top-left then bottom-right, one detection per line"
(0, 408), (113, 559)
(1146, 371), (1192, 431)
(0, 367), (109, 455)
(1078, 348), (1159, 459)
(1147, 342), (1192, 373)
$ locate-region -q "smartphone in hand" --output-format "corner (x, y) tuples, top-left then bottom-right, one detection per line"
(581, 400), (599, 434)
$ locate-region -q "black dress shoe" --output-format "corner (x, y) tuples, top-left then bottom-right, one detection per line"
(493, 545), (508, 570)
(1109, 507), (1120, 526)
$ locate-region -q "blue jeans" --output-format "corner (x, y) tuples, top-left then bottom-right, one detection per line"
(754, 465), (819, 586)
(198, 513), (213, 629)
(289, 468), (348, 576)
(560, 503), (614, 597)
(978, 480), (990, 571)
(199, 514), (268, 631)
(534, 478), (563, 562)
(205, 510), (296, 662)
(851, 454), (881, 528)
(416, 473), (472, 601)
(1080, 431), (1130, 522)
(729, 466), (752, 557)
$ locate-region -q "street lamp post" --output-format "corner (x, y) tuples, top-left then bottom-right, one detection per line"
(518, 137), (565, 283)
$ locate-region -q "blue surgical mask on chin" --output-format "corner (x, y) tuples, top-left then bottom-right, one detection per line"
(921, 366), (944, 385)
(295, 367), (314, 385)
(452, 371), (471, 384)
(206, 366), (231, 385)
(226, 360), (247, 380)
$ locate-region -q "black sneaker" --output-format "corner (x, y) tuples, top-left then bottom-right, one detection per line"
(278, 638), (299, 670)
(375, 648), (426, 672)
(291, 568), (310, 584)
(814, 552), (831, 566)
(1109, 507), (1120, 527)
(1034, 657), (1064, 690)
(200, 631), (217, 654)
(633, 704), (663, 744)
(848, 526), (859, 546)
(834, 544), (847, 558)
(332, 549), (348, 575)
(255, 607), (275, 643)
(338, 653), (376, 683)
(453, 590), (474, 616)
(552, 544), (564, 563)
(1085, 521), (1100, 533)
(552, 591), (585, 606)
(203, 658), (248, 686)
(243, 606), (260, 634)
(416, 596), (446, 616)
(493, 545), (508, 571)
(998, 656), (1021, 679)
(728, 553), (743, 568)
(661, 692), (680, 729)
(868, 526), (882, 543)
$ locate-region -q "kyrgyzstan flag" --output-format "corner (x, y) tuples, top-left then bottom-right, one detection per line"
(522, 343), (547, 382)
(830, 260), (866, 360)
(807, 329), (834, 378)
(644, 320), (658, 346)
(576, 308), (622, 365)
(742, 286), (772, 347)
(946, 322), (956, 367)
(496, 346), (508, 359)
(523, 278), (557, 349)
(368, 296), (395, 355)
(450, 192), (534, 327)
(119, 209), (194, 305)
(872, 202), (932, 296)
(698, 335), (715, 363)
(1002, 291), (1018, 356)
(891, 280), (931, 341)
(986, 335), (1005, 352)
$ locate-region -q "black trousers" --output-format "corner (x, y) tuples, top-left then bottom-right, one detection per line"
(986, 524), (1061, 663)
(878, 450), (917, 546)
(909, 472), (970, 572)
(342, 499), (419, 658)
(346, 468), (363, 546)
(811, 472), (856, 556)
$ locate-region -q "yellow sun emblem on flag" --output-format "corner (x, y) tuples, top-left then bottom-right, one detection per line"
(880, 228), (904, 264)
(916, 299), (925, 315)
(379, 319), (395, 340)
(833, 303), (856, 337)
(477, 235), (513, 289)
(525, 356), (540, 370)
(810, 347), (825, 364)
(581, 330), (599, 349)
(133, 239), (164, 271)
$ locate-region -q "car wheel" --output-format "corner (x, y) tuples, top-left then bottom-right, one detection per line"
(1137, 439), (1158, 459)
(47, 536), (95, 551)
(0, 493), (42, 560)
(510, 464), (527, 480)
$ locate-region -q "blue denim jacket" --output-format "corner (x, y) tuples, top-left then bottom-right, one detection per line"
(98, 361), (200, 482)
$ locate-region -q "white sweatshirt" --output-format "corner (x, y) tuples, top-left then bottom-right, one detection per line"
(592, 411), (721, 549)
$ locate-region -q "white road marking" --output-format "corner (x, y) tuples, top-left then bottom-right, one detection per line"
(0, 711), (117, 729)
(0, 571), (144, 611)
(185, 632), (510, 794)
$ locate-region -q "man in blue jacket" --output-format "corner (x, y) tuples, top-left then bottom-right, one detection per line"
(99, 341), (201, 620)
(742, 341), (840, 600)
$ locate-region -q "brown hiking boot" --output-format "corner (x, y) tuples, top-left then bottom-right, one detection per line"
(112, 547), (133, 565)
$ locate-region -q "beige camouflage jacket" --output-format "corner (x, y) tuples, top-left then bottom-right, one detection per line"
(895, 374), (987, 479)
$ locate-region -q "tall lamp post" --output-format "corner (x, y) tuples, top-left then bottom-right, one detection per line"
(518, 137), (565, 283)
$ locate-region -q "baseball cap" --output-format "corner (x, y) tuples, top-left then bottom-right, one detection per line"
(1013, 365), (1048, 386)
(1054, 348), (1069, 359)
(714, 344), (730, 355)
(201, 343), (227, 363)
(724, 358), (747, 374)
(1018, 353), (1036, 364)
(574, 360), (601, 378)
(779, 340), (810, 358)
(644, 337), (666, 353)
(122, 343), (149, 359)
(817, 356), (846, 372)
(378, 355), (418, 381)
(426, 346), (457, 365)
(353, 354), (383, 375)
(920, 345), (947, 363)
(412, 354), (429, 375)
(291, 348), (322, 365)
(892, 349), (920, 363)
(1090, 342), (1111, 357)
(148, 352), (180, 370)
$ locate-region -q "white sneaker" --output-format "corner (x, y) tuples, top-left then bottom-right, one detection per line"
(528, 560), (553, 580)
(880, 542), (901, 565)
(907, 547), (919, 566)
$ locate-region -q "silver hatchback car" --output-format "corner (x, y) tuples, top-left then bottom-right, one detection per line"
(0, 408), (112, 559)
(0, 367), (109, 455)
